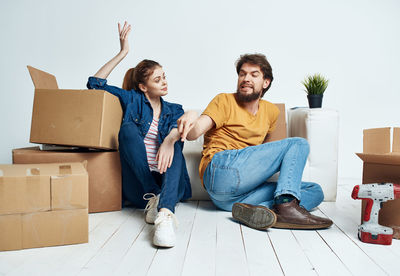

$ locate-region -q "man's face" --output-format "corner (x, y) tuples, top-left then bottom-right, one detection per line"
(236, 63), (270, 102)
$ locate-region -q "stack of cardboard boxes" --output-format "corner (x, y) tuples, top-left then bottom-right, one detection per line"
(0, 66), (123, 251)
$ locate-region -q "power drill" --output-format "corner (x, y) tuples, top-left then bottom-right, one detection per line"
(351, 183), (400, 245)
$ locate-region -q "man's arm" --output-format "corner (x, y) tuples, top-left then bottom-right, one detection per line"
(186, 115), (215, 140)
(177, 111), (215, 141)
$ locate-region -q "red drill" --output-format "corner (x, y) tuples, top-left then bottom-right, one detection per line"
(351, 183), (400, 245)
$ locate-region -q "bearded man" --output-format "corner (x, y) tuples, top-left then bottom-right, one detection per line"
(177, 54), (332, 230)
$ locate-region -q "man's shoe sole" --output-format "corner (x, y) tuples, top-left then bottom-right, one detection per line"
(232, 203), (276, 230)
(272, 221), (333, 230)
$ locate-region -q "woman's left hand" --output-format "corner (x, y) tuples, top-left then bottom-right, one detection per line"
(156, 140), (174, 174)
(118, 21), (132, 55)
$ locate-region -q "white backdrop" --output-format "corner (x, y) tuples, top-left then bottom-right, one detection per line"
(1, 0), (399, 179)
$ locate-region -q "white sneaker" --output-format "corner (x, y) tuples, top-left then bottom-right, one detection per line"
(153, 210), (178, 248)
(143, 193), (160, 224)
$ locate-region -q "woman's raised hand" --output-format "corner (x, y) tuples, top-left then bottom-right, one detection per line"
(92, 22), (132, 79)
(118, 21), (132, 55)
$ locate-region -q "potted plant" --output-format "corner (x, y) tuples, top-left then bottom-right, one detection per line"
(302, 73), (329, 108)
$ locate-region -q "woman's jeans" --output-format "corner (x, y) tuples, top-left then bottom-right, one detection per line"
(203, 138), (324, 212)
(118, 122), (188, 213)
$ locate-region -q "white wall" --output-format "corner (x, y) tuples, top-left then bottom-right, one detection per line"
(1, 0), (399, 179)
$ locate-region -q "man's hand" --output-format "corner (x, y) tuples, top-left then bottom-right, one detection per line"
(156, 140), (174, 174)
(118, 21), (131, 55)
(177, 110), (198, 141)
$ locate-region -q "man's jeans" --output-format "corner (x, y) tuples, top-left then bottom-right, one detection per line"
(118, 122), (191, 213)
(203, 137), (324, 211)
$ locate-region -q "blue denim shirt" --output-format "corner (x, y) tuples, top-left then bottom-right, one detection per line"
(87, 77), (192, 201)
(87, 77), (184, 144)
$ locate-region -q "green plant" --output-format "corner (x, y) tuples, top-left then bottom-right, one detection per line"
(302, 73), (329, 95)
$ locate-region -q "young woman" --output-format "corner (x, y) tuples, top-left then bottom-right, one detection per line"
(86, 22), (191, 248)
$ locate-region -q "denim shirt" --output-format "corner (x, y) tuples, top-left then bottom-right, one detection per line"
(87, 77), (184, 144)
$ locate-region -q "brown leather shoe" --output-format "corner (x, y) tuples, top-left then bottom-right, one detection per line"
(232, 203), (277, 230)
(272, 199), (332, 229)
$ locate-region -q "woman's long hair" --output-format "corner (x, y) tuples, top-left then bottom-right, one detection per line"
(122, 59), (161, 92)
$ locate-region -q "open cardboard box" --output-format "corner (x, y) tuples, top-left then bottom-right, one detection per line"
(356, 127), (400, 239)
(0, 162), (88, 251)
(27, 66), (122, 150)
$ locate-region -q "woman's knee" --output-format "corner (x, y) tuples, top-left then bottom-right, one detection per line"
(171, 142), (185, 162)
(119, 123), (142, 144)
(174, 141), (184, 153)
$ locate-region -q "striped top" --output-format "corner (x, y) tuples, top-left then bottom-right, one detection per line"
(144, 118), (160, 172)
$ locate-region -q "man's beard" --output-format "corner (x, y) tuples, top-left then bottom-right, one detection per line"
(235, 88), (262, 103)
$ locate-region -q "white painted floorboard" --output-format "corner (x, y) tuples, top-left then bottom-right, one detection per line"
(1, 179), (400, 276)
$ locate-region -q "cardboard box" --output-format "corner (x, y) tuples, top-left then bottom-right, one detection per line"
(0, 214), (22, 251)
(0, 162), (89, 251)
(13, 147), (121, 213)
(264, 103), (287, 142)
(0, 209), (88, 251)
(356, 127), (400, 239)
(22, 209), (88, 249)
(0, 163), (88, 215)
(27, 66), (123, 150)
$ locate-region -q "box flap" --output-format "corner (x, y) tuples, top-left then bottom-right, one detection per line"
(0, 163), (87, 177)
(13, 147), (41, 153)
(393, 127), (400, 153)
(27, 66), (58, 89)
(356, 152), (400, 165)
(363, 128), (391, 154)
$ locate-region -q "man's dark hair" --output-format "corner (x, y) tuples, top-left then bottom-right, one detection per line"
(235, 54), (273, 97)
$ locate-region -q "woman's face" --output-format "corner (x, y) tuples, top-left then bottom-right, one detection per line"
(140, 66), (168, 98)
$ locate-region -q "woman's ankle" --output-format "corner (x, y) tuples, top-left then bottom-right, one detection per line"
(159, 207), (173, 214)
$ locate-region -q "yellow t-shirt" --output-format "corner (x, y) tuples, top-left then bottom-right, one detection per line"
(199, 93), (280, 181)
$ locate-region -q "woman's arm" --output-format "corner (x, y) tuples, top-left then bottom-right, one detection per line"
(156, 128), (181, 174)
(93, 22), (132, 79)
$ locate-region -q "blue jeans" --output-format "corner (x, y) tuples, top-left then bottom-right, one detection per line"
(203, 138), (324, 211)
(118, 122), (191, 213)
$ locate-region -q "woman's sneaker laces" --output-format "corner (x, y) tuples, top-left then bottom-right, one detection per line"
(143, 193), (160, 224)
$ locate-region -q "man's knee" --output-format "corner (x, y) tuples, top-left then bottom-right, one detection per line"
(210, 197), (234, 211)
(311, 182), (324, 205)
(288, 137), (310, 154)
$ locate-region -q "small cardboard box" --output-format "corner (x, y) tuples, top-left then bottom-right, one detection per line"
(0, 163), (88, 215)
(27, 66), (123, 150)
(0, 162), (89, 251)
(0, 209), (88, 251)
(356, 127), (400, 239)
(13, 147), (121, 213)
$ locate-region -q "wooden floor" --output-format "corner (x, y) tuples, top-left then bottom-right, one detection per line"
(1, 179), (399, 276)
